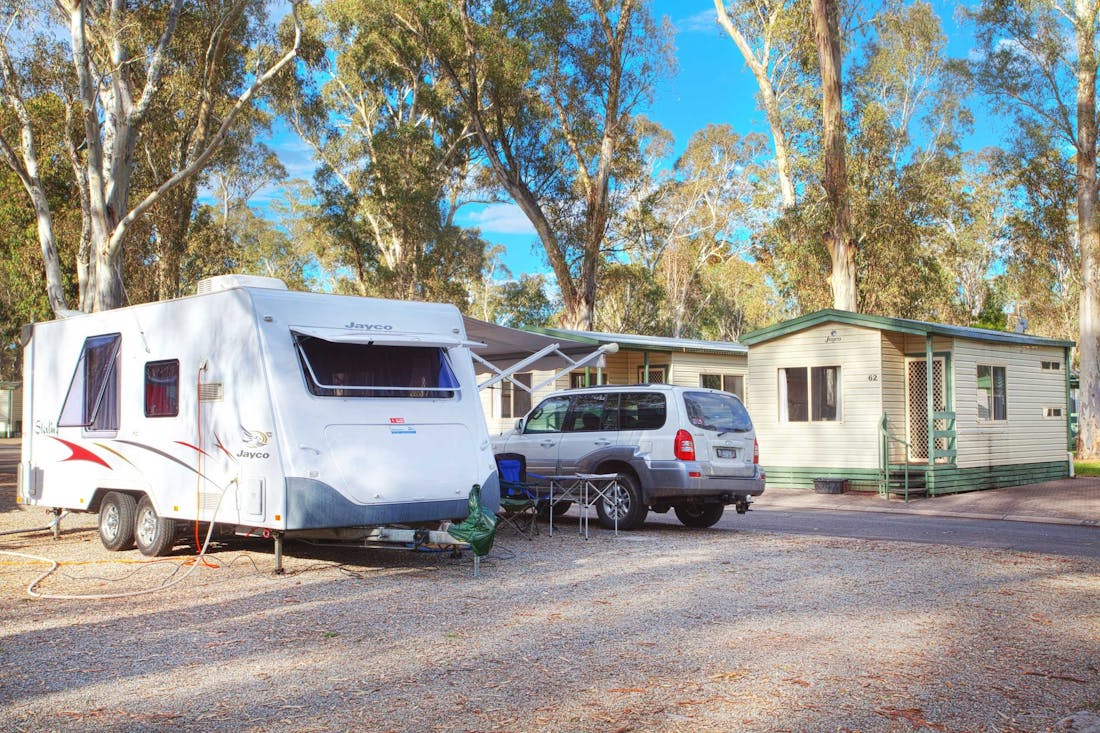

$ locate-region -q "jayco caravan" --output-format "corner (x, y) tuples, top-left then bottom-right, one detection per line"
(18, 275), (499, 566)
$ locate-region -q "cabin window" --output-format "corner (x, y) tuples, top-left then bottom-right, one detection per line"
(293, 334), (458, 398)
(58, 333), (121, 432)
(779, 366), (840, 422)
(1044, 407), (1063, 418)
(501, 372), (532, 419)
(144, 360), (179, 417)
(1041, 360), (1062, 371)
(976, 365), (1007, 420)
(700, 373), (745, 401)
(637, 365), (668, 383)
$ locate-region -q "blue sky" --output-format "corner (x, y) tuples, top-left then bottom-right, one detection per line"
(261, 1), (1001, 284)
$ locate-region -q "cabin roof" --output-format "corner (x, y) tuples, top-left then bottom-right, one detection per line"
(741, 309), (1075, 349)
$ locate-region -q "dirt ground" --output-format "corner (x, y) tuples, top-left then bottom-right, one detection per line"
(1, 477), (1098, 733)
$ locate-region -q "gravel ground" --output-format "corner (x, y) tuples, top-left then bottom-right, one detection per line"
(1, 482), (1098, 733)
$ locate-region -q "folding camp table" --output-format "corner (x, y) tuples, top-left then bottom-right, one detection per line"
(545, 473), (623, 538)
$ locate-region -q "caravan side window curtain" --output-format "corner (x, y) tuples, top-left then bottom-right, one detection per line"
(294, 334), (458, 398)
(976, 365), (1007, 420)
(144, 360), (180, 417)
(58, 333), (121, 431)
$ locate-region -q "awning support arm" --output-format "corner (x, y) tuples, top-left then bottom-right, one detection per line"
(474, 343), (619, 392)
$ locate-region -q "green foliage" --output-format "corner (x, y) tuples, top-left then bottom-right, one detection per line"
(1074, 460), (1100, 477)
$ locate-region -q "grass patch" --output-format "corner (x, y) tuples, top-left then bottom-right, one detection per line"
(1074, 459), (1100, 477)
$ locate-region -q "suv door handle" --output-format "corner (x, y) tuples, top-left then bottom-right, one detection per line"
(593, 439), (611, 446)
(540, 440), (557, 448)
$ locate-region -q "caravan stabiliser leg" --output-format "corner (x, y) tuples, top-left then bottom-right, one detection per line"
(50, 508), (64, 539)
(273, 532), (285, 575)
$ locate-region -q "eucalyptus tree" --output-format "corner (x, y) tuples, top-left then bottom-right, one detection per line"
(714, 0), (811, 210)
(277, 0), (487, 301)
(753, 1), (972, 320)
(996, 127), (1080, 341)
(845, 0), (970, 319)
(614, 124), (771, 338)
(391, 0), (672, 330)
(970, 0), (1100, 457)
(0, 0), (302, 314)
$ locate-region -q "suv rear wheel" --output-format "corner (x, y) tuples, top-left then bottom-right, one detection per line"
(673, 501), (726, 528)
(594, 473), (647, 531)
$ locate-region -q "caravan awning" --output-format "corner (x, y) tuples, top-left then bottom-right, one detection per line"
(461, 317), (604, 372)
(461, 316), (618, 392)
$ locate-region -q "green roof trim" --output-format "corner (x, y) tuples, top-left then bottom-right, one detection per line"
(740, 309), (1076, 348)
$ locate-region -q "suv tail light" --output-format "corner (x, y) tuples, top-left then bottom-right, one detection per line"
(674, 429), (696, 461)
(754, 437), (760, 464)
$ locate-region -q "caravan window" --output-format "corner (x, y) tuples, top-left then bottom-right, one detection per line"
(58, 333), (121, 431)
(144, 360), (179, 417)
(294, 334), (458, 398)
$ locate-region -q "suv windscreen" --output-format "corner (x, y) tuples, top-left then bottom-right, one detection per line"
(684, 391), (752, 433)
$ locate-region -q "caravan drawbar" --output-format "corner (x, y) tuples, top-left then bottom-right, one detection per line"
(18, 275), (500, 566)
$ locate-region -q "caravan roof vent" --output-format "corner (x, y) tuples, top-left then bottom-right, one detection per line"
(197, 274), (288, 294)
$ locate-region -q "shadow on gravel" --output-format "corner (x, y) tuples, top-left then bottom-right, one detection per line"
(0, 477), (17, 512)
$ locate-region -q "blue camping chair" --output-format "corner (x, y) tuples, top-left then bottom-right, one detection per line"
(495, 453), (542, 539)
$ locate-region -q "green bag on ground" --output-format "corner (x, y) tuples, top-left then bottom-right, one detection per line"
(447, 484), (497, 557)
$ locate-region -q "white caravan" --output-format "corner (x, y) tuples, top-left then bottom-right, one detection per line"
(18, 275), (499, 568)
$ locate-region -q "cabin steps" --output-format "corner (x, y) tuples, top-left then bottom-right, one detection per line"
(883, 468), (928, 499)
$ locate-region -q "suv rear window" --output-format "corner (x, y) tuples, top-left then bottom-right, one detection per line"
(684, 391), (752, 433)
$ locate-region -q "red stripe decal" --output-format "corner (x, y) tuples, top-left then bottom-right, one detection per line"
(214, 434), (235, 461)
(175, 440), (213, 458)
(50, 437), (111, 469)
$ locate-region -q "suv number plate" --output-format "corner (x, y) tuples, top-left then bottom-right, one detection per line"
(716, 448), (737, 459)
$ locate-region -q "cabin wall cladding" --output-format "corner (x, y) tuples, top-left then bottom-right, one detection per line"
(747, 323), (883, 470)
(950, 339), (1069, 469)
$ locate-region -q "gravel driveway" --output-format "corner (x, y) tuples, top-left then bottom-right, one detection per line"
(1, 487), (1098, 733)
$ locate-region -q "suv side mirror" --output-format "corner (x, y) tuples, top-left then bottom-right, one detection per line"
(514, 418), (525, 432)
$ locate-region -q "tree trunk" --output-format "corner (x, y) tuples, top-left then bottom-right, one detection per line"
(812, 0), (857, 312)
(714, 0), (796, 209)
(1076, 0), (1100, 459)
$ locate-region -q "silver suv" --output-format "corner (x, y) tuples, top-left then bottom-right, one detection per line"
(492, 384), (765, 530)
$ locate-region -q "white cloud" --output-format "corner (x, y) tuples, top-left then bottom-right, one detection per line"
(465, 203), (538, 235)
(675, 9), (720, 35)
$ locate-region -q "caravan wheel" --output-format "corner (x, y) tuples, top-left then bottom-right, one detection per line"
(98, 492), (137, 551)
(134, 495), (177, 557)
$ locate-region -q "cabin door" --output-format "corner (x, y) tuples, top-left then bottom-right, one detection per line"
(905, 357), (946, 461)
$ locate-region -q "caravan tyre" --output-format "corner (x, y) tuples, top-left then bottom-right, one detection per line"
(98, 492), (137, 551)
(135, 495), (177, 557)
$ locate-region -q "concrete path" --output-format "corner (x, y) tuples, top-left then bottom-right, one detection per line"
(759, 476), (1100, 528)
